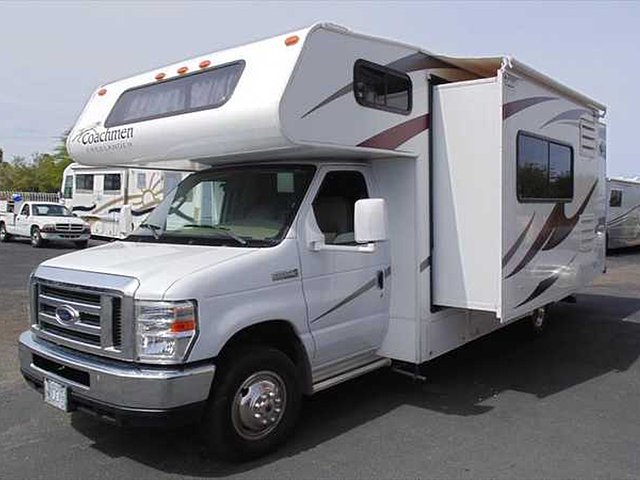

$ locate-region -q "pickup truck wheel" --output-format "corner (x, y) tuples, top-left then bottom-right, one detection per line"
(74, 240), (89, 249)
(202, 346), (301, 461)
(0, 223), (10, 242)
(31, 227), (44, 248)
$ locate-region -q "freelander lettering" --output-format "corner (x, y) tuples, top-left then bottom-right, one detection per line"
(80, 127), (134, 145)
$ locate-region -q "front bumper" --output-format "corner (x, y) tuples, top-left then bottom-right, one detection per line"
(41, 232), (90, 241)
(19, 331), (215, 426)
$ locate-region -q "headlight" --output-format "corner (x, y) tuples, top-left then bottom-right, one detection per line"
(41, 224), (56, 232)
(135, 300), (198, 364)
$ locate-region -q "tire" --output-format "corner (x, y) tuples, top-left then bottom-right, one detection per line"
(202, 346), (301, 462)
(528, 306), (548, 336)
(0, 223), (10, 242)
(31, 227), (44, 248)
(74, 240), (89, 249)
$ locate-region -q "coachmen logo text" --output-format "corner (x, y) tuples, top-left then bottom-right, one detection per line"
(72, 126), (134, 153)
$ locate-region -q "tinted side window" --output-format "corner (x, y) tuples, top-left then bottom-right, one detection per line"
(104, 174), (122, 192)
(75, 174), (94, 191)
(354, 60), (412, 114)
(312, 171), (369, 245)
(105, 61), (245, 127)
(548, 143), (573, 199)
(610, 189), (623, 207)
(517, 132), (573, 202)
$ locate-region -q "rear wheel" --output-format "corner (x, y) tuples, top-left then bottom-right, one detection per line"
(0, 223), (10, 242)
(528, 306), (548, 336)
(202, 346), (301, 462)
(31, 227), (44, 248)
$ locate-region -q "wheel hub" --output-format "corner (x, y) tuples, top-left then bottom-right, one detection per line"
(532, 308), (545, 328)
(231, 371), (286, 440)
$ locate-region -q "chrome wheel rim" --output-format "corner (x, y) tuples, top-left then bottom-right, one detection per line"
(231, 371), (287, 440)
(532, 308), (545, 329)
(31, 230), (39, 245)
(0, 226), (5, 240)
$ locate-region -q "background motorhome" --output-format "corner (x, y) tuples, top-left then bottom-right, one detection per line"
(607, 176), (640, 250)
(21, 23), (607, 459)
(61, 163), (188, 238)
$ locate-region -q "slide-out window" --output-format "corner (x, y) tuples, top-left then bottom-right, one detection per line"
(105, 61), (245, 127)
(353, 60), (412, 114)
(517, 132), (573, 202)
(103, 174), (122, 193)
(75, 174), (94, 192)
(609, 189), (623, 207)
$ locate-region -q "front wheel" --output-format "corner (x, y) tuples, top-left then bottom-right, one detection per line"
(31, 227), (44, 248)
(0, 223), (10, 242)
(202, 346), (301, 462)
(74, 240), (89, 249)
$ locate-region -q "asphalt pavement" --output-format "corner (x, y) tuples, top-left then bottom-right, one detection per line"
(1, 239), (640, 479)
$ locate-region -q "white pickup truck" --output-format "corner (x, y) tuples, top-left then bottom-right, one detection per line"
(0, 201), (91, 248)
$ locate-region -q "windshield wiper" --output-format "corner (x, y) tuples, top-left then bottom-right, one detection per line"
(138, 222), (162, 240)
(182, 224), (247, 245)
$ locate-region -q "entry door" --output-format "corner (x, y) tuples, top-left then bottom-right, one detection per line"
(297, 167), (391, 367)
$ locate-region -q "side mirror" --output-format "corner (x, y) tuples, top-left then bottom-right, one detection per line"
(355, 198), (388, 244)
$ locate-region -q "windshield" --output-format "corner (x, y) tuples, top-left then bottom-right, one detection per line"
(32, 204), (74, 217)
(124, 165), (315, 247)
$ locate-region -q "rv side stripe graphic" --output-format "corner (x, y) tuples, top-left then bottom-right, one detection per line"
(515, 255), (577, 308)
(540, 108), (590, 129)
(358, 114), (429, 150)
(311, 267), (391, 324)
(608, 203), (640, 226)
(301, 54), (453, 118)
(502, 96), (557, 120)
(502, 213), (535, 268)
(506, 180), (597, 279)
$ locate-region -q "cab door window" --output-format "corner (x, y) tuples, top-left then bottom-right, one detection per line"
(20, 204), (30, 216)
(312, 171), (369, 245)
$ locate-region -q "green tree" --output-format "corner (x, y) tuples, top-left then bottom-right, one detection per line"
(0, 132), (72, 192)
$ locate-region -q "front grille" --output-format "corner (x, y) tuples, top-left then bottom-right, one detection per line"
(35, 281), (126, 357)
(55, 223), (84, 232)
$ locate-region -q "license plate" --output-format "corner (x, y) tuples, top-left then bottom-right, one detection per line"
(44, 378), (69, 412)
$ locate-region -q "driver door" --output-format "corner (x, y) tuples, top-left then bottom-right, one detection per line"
(297, 167), (391, 369)
(16, 204), (31, 236)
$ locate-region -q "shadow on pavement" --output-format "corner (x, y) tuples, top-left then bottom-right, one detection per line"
(70, 292), (640, 476)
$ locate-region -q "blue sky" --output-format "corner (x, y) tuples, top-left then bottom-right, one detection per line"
(0, 1), (637, 176)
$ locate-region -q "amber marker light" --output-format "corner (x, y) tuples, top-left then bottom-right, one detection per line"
(170, 319), (197, 333)
(177, 66), (188, 75)
(285, 35), (299, 46)
(97, 88), (107, 96)
(199, 60), (211, 69)
(155, 72), (166, 81)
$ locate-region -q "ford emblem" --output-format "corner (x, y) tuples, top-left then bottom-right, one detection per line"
(55, 305), (80, 326)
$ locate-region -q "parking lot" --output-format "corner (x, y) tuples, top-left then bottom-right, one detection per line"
(1, 240), (639, 479)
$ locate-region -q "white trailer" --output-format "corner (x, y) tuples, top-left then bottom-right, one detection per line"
(61, 163), (187, 238)
(19, 23), (607, 460)
(607, 176), (640, 249)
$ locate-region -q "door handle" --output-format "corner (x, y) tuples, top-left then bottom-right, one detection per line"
(377, 270), (384, 290)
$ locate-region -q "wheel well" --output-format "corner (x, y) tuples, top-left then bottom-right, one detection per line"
(218, 320), (313, 395)
(31, 225), (39, 233)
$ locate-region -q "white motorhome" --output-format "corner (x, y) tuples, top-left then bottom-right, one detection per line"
(607, 176), (640, 249)
(61, 163), (186, 238)
(19, 23), (607, 460)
